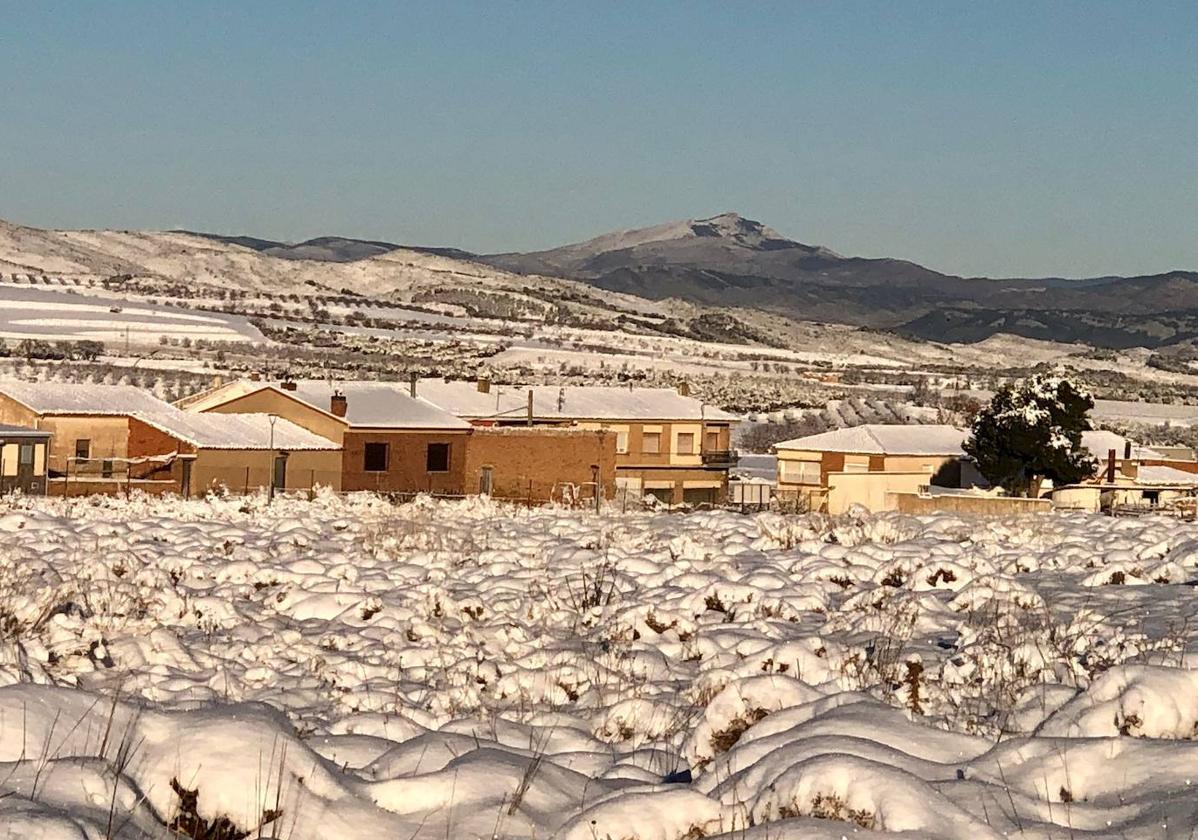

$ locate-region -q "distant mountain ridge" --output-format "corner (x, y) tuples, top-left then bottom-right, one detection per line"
(480, 212), (1198, 349)
(8, 214), (1198, 349)
(175, 230), (474, 262)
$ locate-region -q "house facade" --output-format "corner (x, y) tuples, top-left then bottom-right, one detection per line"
(774, 424), (972, 513)
(0, 424), (51, 495)
(179, 380), (472, 494)
(414, 379), (738, 504)
(0, 383), (339, 496)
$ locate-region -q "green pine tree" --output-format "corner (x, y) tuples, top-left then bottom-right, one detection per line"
(964, 374), (1096, 496)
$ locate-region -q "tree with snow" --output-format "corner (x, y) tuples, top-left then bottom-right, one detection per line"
(964, 373), (1096, 496)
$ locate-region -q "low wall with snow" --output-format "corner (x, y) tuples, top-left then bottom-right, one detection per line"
(890, 491), (1051, 516)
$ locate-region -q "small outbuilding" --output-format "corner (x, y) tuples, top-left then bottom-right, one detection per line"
(0, 424), (51, 495)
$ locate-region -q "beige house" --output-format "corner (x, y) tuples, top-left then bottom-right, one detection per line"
(414, 379), (740, 505)
(0, 383), (340, 496)
(774, 424), (971, 513)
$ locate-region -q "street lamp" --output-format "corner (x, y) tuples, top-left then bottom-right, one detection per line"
(268, 415), (278, 501)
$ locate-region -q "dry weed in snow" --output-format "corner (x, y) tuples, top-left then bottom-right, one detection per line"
(2, 490), (1198, 837)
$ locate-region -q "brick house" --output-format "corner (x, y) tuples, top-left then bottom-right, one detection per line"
(179, 380), (473, 494)
(415, 379), (739, 505)
(181, 379), (621, 502)
(0, 383), (339, 496)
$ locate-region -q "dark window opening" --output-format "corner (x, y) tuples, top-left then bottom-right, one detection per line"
(75, 439), (90, 460)
(18, 444), (33, 466)
(363, 442), (389, 472)
(426, 443), (450, 473)
(101, 459), (114, 478)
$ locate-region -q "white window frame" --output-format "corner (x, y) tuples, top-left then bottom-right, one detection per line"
(781, 460), (821, 485)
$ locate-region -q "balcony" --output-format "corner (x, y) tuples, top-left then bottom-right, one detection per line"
(701, 449), (739, 468)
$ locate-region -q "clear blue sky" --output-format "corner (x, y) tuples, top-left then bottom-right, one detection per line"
(2, 1), (1195, 277)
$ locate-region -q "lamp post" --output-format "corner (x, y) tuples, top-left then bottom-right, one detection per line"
(268, 415), (278, 502)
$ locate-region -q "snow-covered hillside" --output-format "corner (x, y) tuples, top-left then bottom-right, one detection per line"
(0, 218), (666, 316)
(4, 493), (1198, 838)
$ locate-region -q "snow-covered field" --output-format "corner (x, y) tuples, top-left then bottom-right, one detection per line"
(4, 493), (1198, 838)
(0, 284), (262, 346)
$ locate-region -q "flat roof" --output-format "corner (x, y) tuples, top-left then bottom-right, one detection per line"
(0, 423), (50, 439)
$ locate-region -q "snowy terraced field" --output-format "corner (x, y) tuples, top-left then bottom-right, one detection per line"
(0, 284), (263, 345)
(4, 494), (1198, 838)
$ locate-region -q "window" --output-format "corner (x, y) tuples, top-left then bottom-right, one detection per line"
(615, 431), (629, 454)
(676, 432), (696, 455)
(363, 442), (389, 472)
(683, 487), (718, 505)
(479, 466), (493, 495)
(75, 439), (90, 460)
(780, 460), (821, 485)
(426, 442), (450, 473)
(705, 430), (721, 452)
(18, 444), (33, 466)
(642, 432), (661, 454)
(843, 461), (869, 473)
(101, 459), (114, 478)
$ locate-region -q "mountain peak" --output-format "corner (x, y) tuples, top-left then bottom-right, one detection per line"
(686, 212), (790, 248)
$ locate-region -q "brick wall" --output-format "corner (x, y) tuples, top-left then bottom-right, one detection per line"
(127, 417), (196, 484)
(464, 427), (616, 502)
(342, 430), (469, 493)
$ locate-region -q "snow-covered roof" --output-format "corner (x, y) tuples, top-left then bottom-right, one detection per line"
(176, 380), (265, 412)
(286, 382), (471, 430)
(177, 380), (471, 430)
(0, 382), (339, 449)
(0, 382), (172, 415)
(137, 410), (339, 451)
(1081, 430), (1164, 461)
(1134, 465), (1198, 487)
(415, 379), (740, 422)
(774, 424), (967, 456)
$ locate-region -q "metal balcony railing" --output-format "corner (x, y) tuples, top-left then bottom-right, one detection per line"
(701, 449), (738, 467)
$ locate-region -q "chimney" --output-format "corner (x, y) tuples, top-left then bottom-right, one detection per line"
(677, 381), (691, 397)
(477, 376), (491, 394)
(1106, 449), (1116, 483)
(1124, 441), (1133, 460)
(330, 391), (348, 418)
(212, 375), (224, 388)
(280, 380), (297, 392)
(250, 372), (262, 382)
(409, 372), (418, 398)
